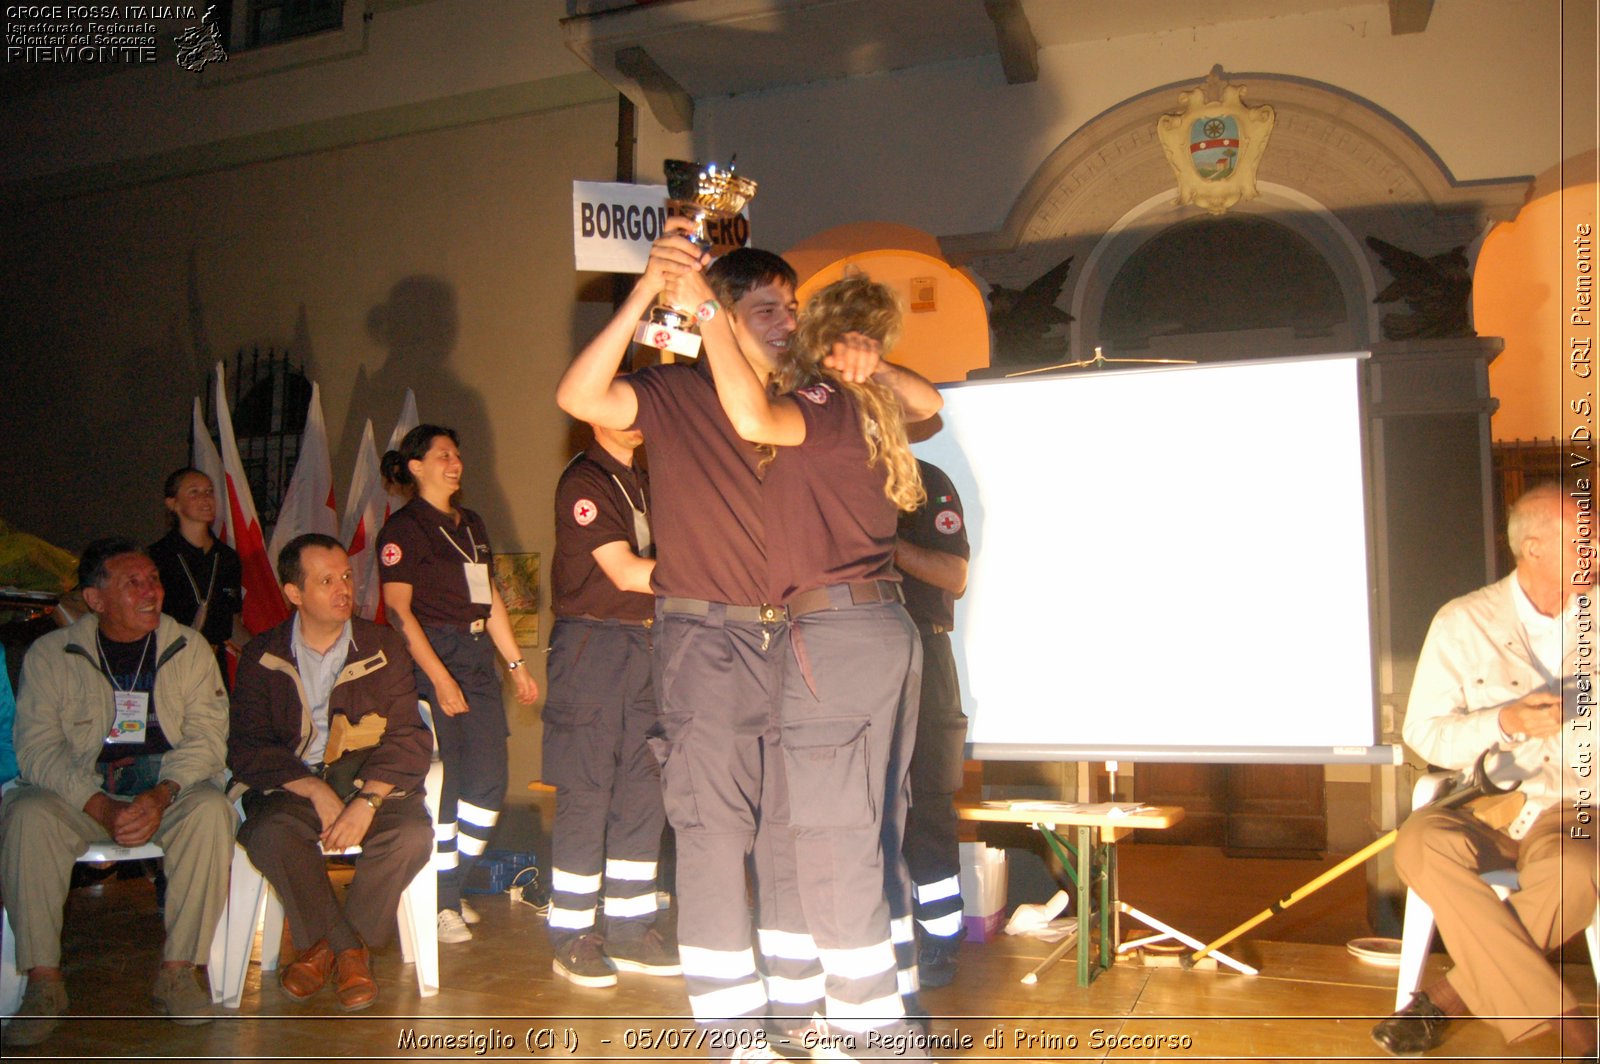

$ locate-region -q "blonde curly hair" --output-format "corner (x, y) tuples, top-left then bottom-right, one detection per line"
(770, 274), (924, 512)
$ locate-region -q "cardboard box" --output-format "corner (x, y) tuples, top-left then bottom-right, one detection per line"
(958, 841), (1008, 942)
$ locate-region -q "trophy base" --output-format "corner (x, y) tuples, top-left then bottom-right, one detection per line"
(635, 319), (703, 359)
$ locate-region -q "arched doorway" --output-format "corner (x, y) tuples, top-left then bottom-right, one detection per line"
(936, 70), (1530, 859)
(1097, 212), (1351, 359)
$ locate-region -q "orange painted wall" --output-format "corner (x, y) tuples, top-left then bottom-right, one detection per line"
(785, 224), (990, 385)
(1475, 154), (1598, 442)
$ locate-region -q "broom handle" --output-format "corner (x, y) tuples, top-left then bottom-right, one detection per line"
(1184, 831), (1398, 967)
(1184, 752), (1506, 969)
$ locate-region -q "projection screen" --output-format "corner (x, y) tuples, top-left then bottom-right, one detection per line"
(911, 353), (1385, 764)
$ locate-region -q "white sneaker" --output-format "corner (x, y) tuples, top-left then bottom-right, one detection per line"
(459, 898), (481, 925)
(437, 908), (473, 943)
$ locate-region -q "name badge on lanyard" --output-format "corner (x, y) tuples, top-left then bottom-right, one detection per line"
(610, 473), (653, 558)
(109, 691), (150, 743)
(441, 522), (494, 605)
(464, 562), (493, 605)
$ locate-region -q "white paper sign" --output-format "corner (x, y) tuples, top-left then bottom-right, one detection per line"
(572, 180), (752, 273)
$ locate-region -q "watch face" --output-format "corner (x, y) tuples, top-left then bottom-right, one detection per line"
(695, 300), (717, 322)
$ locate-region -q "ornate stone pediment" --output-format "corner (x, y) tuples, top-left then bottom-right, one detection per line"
(1157, 66), (1276, 215)
(942, 70), (1530, 365)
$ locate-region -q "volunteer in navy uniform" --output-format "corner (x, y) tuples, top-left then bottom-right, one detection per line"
(148, 467), (242, 680)
(686, 265), (935, 1058)
(376, 424), (538, 944)
(894, 459), (970, 989)
(556, 218), (939, 1057)
(545, 422), (679, 988)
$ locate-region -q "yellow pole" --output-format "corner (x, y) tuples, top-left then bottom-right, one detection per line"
(1185, 753), (1505, 969)
(1184, 830), (1398, 968)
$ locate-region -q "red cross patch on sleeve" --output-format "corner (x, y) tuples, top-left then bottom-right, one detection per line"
(934, 510), (962, 535)
(380, 543), (403, 566)
(573, 499), (599, 526)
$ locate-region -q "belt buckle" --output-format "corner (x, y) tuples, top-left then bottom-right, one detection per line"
(758, 604), (782, 624)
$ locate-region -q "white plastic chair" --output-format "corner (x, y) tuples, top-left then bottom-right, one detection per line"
(211, 756), (445, 1006)
(2, 840), (231, 1016)
(1394, 771), (1600, 1009)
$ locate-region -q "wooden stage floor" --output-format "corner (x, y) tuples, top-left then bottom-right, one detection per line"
(5, 844), (1594, 1062)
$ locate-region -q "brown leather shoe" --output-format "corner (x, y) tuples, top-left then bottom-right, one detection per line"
(280, 940), (335, 1001)
(334, 945), (377, 1012)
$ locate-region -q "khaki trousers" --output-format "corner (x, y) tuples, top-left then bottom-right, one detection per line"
(0, 781), (236, 971)
(1395, 801), (1598, 1042)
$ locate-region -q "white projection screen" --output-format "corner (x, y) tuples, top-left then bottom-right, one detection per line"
(912, 353), (1384, 764)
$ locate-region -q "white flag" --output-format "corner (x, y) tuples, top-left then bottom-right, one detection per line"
(384, 388), (420, 515)
(266, 381), (338, 573)
(342, 420), (387, 621)
(189, 396), (226, 540)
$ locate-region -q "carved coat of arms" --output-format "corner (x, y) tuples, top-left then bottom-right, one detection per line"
(1157, 68), (1275, 214)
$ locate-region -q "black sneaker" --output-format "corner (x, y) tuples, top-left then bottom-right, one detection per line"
(1371, 990), (1449, 1055)
(918, 930), (963, 989)
(607, 927), (682, 976)
(552, 933), (618, 988)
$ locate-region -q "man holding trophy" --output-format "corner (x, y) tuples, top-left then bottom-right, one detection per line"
(557, 160), (940, 1058)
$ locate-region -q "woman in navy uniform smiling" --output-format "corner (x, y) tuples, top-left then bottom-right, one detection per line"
(376, 425), (537, 944)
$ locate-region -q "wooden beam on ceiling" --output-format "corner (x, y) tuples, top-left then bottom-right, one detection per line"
(614, 45), (694, 133)
(1387, 0), (1434, 35)
(984, 0), (1039, 85)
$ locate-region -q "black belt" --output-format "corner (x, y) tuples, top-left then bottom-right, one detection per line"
(660, 581), (902, 625)
(564, 614), (654, 628)
(787, 580), (903, 618)
(428, 618), (487, 634)
(659, 597), (785, 624)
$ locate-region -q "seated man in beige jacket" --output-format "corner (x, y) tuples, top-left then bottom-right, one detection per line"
(1373, 484), (1597, 1060)
(2, 537), (236, 1048)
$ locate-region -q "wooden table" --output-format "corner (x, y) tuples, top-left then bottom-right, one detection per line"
(957, 802), (1185, 986)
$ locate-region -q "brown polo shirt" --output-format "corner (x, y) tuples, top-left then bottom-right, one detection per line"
(626, 360), (769, 606)
(897, 459), (968, 630)
(763, 382), (899, 603)
(552, 444), (655, 622)
(376, 496), (494, 627)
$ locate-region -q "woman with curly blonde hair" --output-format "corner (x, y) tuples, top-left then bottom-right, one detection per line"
(764, 274), (925, 512)
(676, 262), (939, 1053)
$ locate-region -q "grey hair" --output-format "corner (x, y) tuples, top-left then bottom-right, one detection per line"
(1507, 482), (1563, 561)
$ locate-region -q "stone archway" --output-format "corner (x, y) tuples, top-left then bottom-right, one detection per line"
(1082, 184), (1370, 358)
(942, 70), (1528, 370)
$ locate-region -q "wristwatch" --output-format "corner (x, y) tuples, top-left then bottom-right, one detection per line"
(355, 791), (385, 811)
(507, 658), (526, 671)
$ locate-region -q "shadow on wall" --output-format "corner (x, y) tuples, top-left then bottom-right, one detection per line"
(342, 276), (515, 544)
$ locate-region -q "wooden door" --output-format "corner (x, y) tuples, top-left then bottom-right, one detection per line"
(1134, 763), (1327, 857)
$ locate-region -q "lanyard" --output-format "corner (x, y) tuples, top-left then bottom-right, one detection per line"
(437, 521), (481, 562)
(609, 473), (653, 557)
(176, 550), (218, 629)
(96, 630), (153, 693)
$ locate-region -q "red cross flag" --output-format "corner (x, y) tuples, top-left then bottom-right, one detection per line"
(214, 363), (290, 634)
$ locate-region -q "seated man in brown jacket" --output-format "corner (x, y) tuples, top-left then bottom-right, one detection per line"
(229, 533), (433, 1011)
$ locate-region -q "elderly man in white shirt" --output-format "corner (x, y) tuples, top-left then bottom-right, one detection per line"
(1373, 482), (1597, 1059)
